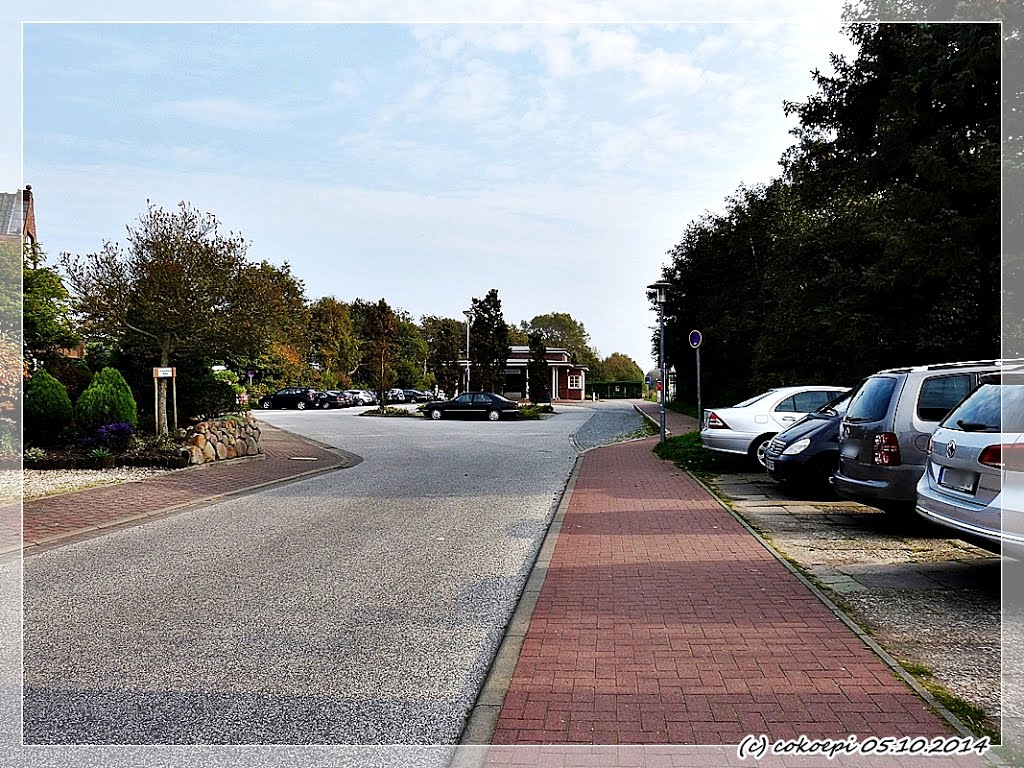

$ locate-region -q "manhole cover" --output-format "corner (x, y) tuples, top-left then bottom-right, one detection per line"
(287, 456), (320, 462)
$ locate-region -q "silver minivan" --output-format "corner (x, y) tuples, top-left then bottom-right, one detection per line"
(833, 359), (1022, 513)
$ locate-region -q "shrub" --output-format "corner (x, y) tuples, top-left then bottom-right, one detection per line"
(75, 367), (138, 432)
(93, 422), (133, 452)
(46, 357), (93, 402)
(24, 370), (74, 445)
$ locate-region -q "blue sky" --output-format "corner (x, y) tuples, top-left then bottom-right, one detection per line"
(9, 5), (855, 371)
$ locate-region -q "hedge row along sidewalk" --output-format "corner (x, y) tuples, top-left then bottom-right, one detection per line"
(488, 434), (960, 745)
(2, 424), (357, 556)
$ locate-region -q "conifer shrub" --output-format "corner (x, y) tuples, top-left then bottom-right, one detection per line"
(75, 367), (138, 431)
(24, 369), (74, 445)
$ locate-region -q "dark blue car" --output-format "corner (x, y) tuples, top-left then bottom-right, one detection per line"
(763, 389), (852, 491)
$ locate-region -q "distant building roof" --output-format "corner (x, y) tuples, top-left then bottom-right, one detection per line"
(0, 185), (35, 243)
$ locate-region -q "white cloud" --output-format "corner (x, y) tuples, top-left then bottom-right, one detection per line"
(157, 97), (293, 129)
(435, 58), (514, 121)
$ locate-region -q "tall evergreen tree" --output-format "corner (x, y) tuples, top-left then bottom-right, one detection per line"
(469, 289), (510, 393)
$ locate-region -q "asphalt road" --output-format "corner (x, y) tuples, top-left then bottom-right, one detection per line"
(19, 401), (644, 750)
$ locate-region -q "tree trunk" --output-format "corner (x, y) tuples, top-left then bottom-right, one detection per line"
(157, 344), (170, 435)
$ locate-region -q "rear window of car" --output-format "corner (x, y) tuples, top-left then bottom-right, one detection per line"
(943, 383), (1024, 433)
(845, 376), (898, 422)
(916, 374), (971, 422)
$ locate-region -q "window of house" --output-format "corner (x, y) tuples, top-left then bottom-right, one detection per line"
(568, 374), (582, 389)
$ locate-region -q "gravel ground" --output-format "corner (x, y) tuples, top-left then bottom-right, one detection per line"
(569, 401), (646, 449)
(21, 404), (616, 745)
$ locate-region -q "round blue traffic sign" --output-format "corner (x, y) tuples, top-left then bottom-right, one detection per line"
(689, 330), (702, 349)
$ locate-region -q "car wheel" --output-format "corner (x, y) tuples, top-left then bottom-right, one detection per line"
(297, 401), (306, 410)
(261, 400), (272, 410)
(487, 409), (500, 421)
(750, 434), (774, 468)
(428, 408), (442, 420)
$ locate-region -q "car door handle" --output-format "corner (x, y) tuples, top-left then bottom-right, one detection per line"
(781, 416), (796, 422)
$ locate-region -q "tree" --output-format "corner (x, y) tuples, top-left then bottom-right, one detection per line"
(307, 296), (360, 388)
(600, 353), (644, 382)
(362, 298), (399, 407)
(527, 331), (550, 402)
(521, 312), (600, 370)
(23, 242), (79, 364)
(421, 315), (464, 397)
(61, 201), (303, 434)
(469, 289), (510, 393)
(394, 318), (428, 388)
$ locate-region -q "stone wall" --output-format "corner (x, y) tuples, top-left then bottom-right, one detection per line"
(185, 413), (263, 465)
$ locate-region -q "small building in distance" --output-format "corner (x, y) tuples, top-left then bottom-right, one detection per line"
(502, 346), (588, 403)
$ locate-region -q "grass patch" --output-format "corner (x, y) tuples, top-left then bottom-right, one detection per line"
(893, 658), (998, 741)
(517, 404), (556, 419)
(619, 420), (659, 441)
(360, 406), (415, 417)
(666, 400), (699, 419)
(653, 431), (750, 479)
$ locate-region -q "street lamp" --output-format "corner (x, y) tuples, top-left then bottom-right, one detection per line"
(463, 309), (473, 393)
(648, 281), (671, 443)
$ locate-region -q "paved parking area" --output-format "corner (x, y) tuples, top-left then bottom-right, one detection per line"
(707, 471), (1000, 733)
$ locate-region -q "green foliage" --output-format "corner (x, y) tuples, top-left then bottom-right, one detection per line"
(306, 296), (360, 387)
(24, 370), (74, 446)
(421, 315), (464, 398)
(87, 446), (113, 459)
(659, 23), (1001, 405)
(520, 312), (600, 371)
(361, 298), (399, 405)
(470, 289), (511, 393)
(75, 367), (138, 431)
(178, 363), (237, 421)
(23, 242), (80, 362)
(599, 352), (643, 383)
(46, 357), (93, 402)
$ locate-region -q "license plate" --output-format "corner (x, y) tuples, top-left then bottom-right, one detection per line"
(939, 466), (977, 494)
(765, 458), (775, 472)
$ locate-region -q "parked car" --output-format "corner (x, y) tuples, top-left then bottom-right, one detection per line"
(345, 389), (376, 405)
(258, 387), (319, 410)
(317, 390), (350, 409)
(834, 359), (1022, 513)
(701, 386), (847, 467)
(764, 389), (853, 491)
(386, 388), (406, 403)
(916, 370), (1024, 553)
(402, 389), (430, 403)
(421, 392), (520, 421)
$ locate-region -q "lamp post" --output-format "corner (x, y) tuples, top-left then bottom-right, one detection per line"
(463, 309), (473, 393)
(648, 281), (671, 443)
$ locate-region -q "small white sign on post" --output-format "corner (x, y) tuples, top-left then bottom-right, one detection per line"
(153, 367), (175, 378)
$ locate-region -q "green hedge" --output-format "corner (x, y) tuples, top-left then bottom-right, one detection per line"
(75, 367), (138, 431)
(25, 370), (74, 446)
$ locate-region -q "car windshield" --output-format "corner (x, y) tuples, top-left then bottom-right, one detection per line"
(942, 382), (1024, 433)
(731, 390), (777, 408)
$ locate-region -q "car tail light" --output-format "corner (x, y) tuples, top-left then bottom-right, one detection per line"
(979, 444), (1024, 471)
(706, 411), (730, 429)
(873, 432), (902, 466)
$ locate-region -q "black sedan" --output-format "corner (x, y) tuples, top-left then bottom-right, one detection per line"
(258, 387), (319, 410)
(317, 390), (351, 409)
(421, 392), (520, 421)
(764, 390), (851, 491)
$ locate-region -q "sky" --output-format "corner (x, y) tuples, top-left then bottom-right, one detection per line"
(7, 3), (856, 373)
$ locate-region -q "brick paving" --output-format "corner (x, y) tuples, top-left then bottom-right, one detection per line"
(4, 424), (349, 554)
(491, 436), (953, 745)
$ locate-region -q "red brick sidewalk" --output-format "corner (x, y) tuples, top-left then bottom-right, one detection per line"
(491, 437), (953, 745)
(4, 424), (352, 554)
(633, 399), (699, 435)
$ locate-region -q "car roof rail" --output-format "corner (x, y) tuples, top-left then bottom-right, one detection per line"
(874, 358), (1024, 374)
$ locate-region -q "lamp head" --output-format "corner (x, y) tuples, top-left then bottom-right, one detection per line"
(647, 281), (671, 305)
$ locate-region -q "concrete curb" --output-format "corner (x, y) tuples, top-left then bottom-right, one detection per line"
(458, 451), (586, 746)
(687, 471), (978, 741)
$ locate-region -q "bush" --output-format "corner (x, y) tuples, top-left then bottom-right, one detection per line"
(24, 370), (74, 445)
(75, 367), (138, 432)
(179, 364), (237, 421)
(46, 357), (93, 402)
(92, 422), (134, 452)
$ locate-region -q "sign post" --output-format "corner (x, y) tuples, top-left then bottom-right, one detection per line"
(689, 330), (703, 425)
(152, 367), (178, 434)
